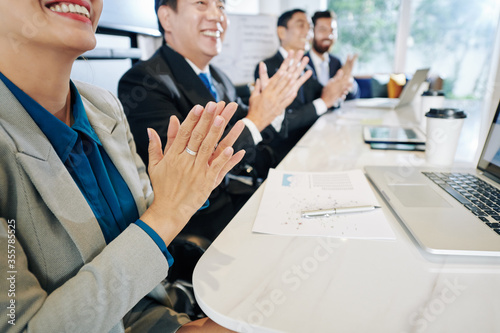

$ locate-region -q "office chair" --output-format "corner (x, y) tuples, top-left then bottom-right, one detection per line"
(164, 234), (211, 320)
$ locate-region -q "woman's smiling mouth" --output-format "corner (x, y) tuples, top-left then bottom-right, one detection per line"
(47, 2), (90, 20)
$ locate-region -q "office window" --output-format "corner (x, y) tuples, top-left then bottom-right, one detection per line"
(406, 0), (500, 99)
(328, 0), (401, 74)
(328, 0), (500, 100)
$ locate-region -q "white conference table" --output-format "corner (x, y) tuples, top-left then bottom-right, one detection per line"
(192, 100), (500, 333)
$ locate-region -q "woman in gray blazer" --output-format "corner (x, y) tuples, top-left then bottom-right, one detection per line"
(0, 0), (242, 332)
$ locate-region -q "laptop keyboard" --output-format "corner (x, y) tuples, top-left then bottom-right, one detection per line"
(422, 172), (500, 235)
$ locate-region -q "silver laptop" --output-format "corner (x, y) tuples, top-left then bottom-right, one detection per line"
(356, 68), (430, 109)
(365, 99), (500, 256)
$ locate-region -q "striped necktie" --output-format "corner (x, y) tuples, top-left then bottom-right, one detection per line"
(198, 72), (219, 101)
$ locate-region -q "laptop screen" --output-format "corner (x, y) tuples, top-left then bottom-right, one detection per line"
(478, 99), (500, 179)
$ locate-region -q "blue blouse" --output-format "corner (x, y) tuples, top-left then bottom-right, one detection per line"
(0, 73), (173, 266)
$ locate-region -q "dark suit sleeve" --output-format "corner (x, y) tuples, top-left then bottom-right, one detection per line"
(283, 98), (320, 133)
(118, 63), (256, 169)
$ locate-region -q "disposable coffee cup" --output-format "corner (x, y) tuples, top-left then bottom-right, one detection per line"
(418, 90), (445, 130)
(425, 108), (467, 166)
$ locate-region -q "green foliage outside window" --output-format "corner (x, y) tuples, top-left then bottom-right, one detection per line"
(328, 0), (400, 74)
(328, 0), (499, 99)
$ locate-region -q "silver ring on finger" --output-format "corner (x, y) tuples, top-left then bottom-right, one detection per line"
(185, 147), (197, 156)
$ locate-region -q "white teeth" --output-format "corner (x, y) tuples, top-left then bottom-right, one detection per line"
(82, 6), (90, 17)
(49, 3), (90, 19)
(202, 30), (221, 38)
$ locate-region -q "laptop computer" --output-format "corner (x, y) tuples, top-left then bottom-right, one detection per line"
(355, 68), (430, 109)
(365, 99), (500, 256)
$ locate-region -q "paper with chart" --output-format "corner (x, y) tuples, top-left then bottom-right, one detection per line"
(252, 169), (395, 239)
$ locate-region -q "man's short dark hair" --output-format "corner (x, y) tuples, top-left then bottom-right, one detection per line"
(311, 10), (337, 27)
(155, 0), (177, 35)
(277, 9), (306, 28)
(155, 0), (176, 13)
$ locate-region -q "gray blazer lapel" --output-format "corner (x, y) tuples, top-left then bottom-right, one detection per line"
(78, 84), (149, 216)
(0, 80), (105, 262)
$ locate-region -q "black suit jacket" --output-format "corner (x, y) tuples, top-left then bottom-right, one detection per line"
(255, 51), (323, 163)
(118, 45), (276, 240)
(119, 45), (277, 174)
(305, 52), (360, 100)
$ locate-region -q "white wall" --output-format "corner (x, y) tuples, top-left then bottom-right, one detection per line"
(71, 35), (132, 96)
(225, 0), (327, 16)
(259, 1), (281, 16)
(225, 0), (259, 14)
(279, 0), (326, 15)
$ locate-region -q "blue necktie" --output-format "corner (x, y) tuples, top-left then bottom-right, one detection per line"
(198, 72), (219, 101)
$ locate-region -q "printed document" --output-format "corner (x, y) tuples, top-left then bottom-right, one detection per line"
(253, 169), (395, 239)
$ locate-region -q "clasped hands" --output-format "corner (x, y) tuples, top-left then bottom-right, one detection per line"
(247, 50), (313, 131)
(140, 101), (245, 245)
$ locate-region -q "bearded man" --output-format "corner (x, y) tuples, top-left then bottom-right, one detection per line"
(307, 10), (359, 100)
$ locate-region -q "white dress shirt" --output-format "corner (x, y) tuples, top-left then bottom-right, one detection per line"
(309, 50), (331, 86)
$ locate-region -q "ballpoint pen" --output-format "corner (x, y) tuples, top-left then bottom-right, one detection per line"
(301, 205), (381, 218)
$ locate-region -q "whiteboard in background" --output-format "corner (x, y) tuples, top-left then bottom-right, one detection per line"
(212, 14), (279, 85)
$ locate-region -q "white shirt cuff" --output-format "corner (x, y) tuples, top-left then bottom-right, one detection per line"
(241, 118), (263, 144)
(271, 113), (285, 133)
(313, 98), (328, 116)
(349, 78), (358, 94)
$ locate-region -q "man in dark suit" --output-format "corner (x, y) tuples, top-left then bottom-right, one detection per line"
(118, 0), (311, 240)
(307, 10), (359, 100)
(255, 9), (353, 163)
